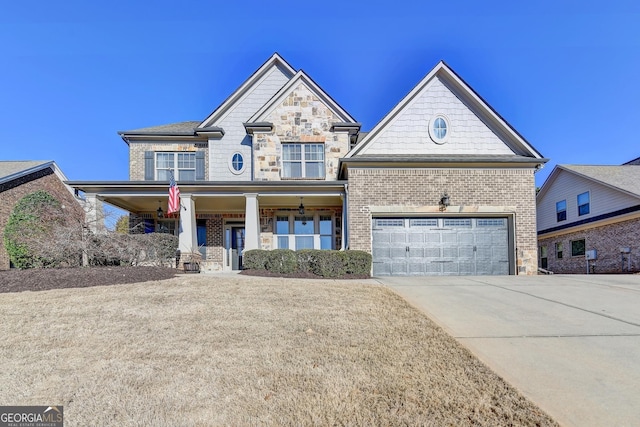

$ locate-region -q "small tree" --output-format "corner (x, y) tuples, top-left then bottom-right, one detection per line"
(3, 190), (72, 268)
(115, 215), (130, 234)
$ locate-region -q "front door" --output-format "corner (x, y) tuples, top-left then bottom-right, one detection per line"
(225, 224), (244, 270)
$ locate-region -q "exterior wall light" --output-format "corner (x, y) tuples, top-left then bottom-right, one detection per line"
(439, 193), (450, 211)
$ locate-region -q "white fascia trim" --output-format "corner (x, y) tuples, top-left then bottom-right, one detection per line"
(198, 53), (296, 128)
(247, 70), (357, 124)
(345, 62), (444, 158)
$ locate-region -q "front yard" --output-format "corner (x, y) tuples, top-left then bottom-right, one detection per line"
(0, 270), (557, 426)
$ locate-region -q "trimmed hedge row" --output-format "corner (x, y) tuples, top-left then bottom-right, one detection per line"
(243, 249), (372, 278)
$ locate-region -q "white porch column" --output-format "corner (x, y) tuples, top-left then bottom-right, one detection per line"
(244, 193), (260, 250)
(178, 194), (197, 254)
(84, 193), (105, 234)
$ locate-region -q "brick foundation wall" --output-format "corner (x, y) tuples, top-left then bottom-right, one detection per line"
(0, 169), (83, 270)
(347, 167), (538, 275)
(538, 217), (640, 274)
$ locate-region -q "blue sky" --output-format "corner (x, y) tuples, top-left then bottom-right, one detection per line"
(1, 0), (639, 189)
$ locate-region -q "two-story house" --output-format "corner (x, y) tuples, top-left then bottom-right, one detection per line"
(68, 53), (546, 275)
(537, 162), (640, 274)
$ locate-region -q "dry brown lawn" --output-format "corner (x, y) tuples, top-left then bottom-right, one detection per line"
(0, 273), (558, 426)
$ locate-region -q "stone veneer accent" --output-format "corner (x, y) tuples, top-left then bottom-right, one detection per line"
(252, 83), (350, 181)
(538, 217), (640, 274)
(0, 168), (84, 270)
(129, 142), (208, 180)
(347, 167), (539, 275)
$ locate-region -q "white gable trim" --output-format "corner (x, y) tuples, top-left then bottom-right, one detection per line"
(537, 165), (640, 202)
(346, 61), (543, 159)
(246, 70), (357, 124)
(198, 53), (296, 128)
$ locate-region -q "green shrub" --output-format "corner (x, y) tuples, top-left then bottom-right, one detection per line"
(244, 249), (269, 270)
(342, 250), (372, 275)
(265, 249), (297, 274)
(243, 249), (371, 278)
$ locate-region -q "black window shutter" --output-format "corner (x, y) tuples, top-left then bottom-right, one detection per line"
(196, 151), (205, 180)
(144, 151), (155, 181)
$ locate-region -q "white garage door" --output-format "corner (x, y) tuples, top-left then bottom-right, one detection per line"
(372, 217), (510, 276)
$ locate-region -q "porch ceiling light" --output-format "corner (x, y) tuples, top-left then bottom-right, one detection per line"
(157, 201), (164, 218)
(298, 197), (305, 215)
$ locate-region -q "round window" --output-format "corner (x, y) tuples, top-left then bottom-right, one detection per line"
(229, 152), (245, 174)
(429, 115), (450, 144)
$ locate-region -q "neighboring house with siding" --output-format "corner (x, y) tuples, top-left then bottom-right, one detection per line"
(536, 163), (640, 274)
(68, 53), (546, 276)
(0, 161), (82, 270)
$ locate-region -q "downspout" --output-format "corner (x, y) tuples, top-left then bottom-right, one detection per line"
(343, 183), (349, 250)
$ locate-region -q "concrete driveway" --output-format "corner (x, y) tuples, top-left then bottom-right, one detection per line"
(379, 274), (640, 427)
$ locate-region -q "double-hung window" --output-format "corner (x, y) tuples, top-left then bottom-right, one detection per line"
(556, 200), (567, 222)
(156, 152), (196, 181)
(282, 144), (325, 179)
(578, 192), (590, 216)
(274, 213), (333, 250)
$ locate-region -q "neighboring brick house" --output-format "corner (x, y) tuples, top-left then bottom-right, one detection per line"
(0, 161), (82, 270)
(536, 163), (640, 274)
(68, 53), (546, 275)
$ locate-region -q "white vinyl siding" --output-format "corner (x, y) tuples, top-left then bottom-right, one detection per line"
(537, 169), (640, 231)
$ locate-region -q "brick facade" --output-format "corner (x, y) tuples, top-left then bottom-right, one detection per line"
(129, 142), (208, 180)
(538, 217), (640, 274)
(0, 168), (83, 270)
(348, 167), (538, 275)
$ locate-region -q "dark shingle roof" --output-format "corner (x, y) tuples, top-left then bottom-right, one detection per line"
(118, 121), (201, 136)
(0, 160), (52, 183)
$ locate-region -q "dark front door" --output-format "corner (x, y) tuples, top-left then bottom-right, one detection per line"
(231, 227), (245, 270)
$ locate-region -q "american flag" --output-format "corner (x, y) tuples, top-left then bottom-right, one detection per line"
(167, 171), (180, 215)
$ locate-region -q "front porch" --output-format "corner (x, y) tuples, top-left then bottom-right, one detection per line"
(69, 181), (347, 272)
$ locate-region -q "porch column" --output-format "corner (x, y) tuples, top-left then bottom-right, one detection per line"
(244, 193), (260, 250)
(84, 193), (105, 234)
(178, 194), (197, 254)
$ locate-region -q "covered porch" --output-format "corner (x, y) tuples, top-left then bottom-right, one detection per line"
(67, 181), (348, 271)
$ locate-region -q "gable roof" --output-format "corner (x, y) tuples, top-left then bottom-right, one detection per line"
(198, 53), (297, 128)
(0, 160), (64, 185)
(245, 69), (357, 124)
(537, 164), (640, 201)
(623, 156), (640, 165)
(345, 61), (545, 160)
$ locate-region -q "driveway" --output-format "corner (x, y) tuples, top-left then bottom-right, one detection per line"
(379, 274), (640, 427)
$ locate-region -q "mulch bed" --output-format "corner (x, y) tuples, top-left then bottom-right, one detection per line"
(0, 266), (181, 294)
(240, 269), (371, 280)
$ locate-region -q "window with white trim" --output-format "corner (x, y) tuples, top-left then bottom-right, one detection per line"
(556, 200), (567, 222)
(156, 152), (196, 180)
(429, 115), (450, 144)
(577, 192), (590, 216)
(274, 213), (334, 250)
(229, 152), (245, 174)
(282, 144), (325, 179)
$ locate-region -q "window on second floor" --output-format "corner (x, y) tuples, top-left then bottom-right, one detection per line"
(144, 151), (205, 181)
(577, 192), (590, 216)
(556, 200), (566, 222)
(156, 153), (195, 180)
(282, 144), (325, 179)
